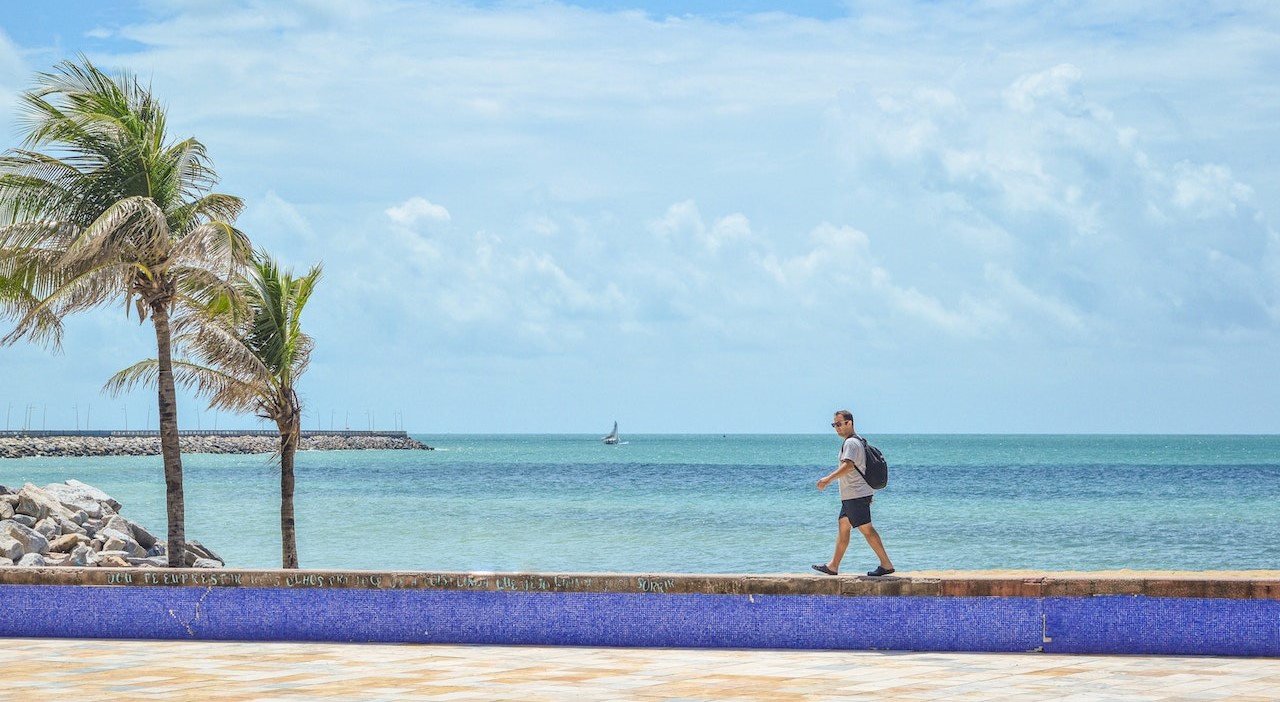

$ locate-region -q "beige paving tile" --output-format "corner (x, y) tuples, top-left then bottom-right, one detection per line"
(3, 638), (1280, 701)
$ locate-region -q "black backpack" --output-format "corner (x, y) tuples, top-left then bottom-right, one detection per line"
(852, 434), (889, 489)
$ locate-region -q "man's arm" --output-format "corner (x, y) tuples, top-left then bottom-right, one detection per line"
(817, 459), (856, 491)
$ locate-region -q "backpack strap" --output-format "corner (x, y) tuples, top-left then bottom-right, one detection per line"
(848, 434), (870, 484)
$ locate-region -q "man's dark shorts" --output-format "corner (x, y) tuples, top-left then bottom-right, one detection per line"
(839, 496), (873, 528)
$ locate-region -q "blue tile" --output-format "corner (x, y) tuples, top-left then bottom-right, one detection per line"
(1045, 596), (1280, 656)
(0, 586), (1275, 656)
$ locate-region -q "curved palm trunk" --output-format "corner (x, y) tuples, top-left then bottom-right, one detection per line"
(150, 301), (186, 567)
(279, 413), (300, 569)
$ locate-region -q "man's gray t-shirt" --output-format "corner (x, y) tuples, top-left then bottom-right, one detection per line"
(837, 436), (875, 499)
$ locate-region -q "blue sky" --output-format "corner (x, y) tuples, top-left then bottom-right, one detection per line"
(1, 1), (1278, 434)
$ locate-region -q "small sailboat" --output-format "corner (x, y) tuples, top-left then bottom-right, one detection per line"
(602, 421), (620, 445)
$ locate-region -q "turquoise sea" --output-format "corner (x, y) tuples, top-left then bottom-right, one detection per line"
(3, 434), (1278, 573)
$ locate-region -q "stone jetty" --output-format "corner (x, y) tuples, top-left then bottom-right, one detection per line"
(0, 432), (433, 459)
(0, 480), (223, 568)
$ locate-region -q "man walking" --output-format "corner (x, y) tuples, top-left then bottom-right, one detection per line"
(812, 410), (895, 577)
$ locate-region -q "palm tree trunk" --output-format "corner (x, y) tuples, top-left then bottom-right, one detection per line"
(279, 414), (299, 569)
(150, 301), (186, 567)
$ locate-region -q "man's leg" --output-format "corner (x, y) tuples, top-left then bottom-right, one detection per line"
(857, 522), (893, 570)
(827, 516), (852, 572)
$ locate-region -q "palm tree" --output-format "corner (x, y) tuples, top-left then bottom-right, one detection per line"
(0, 56), (249, 566)
(109, 251), (323, 568)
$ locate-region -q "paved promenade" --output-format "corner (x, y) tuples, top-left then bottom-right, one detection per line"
(2, 637), (1278, 701)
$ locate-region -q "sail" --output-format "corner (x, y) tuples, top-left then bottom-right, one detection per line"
(602, 421), (620, 444)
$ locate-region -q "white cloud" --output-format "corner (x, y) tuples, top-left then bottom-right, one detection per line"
(1004, 63), (1084, 114)
(521, 213), (561, 237)
(651, 204), (756, 253)
(1170, 162), (1253, 219)
(706, 213), (753, 253)
(830, 84), (964, 167)
(385, 197), (451, 226)
(649, 200), (703, 242)
(345, 201), (631, 357)
(758, 222), (975, 334)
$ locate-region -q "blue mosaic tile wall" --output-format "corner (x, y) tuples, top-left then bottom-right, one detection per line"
(1, 586), (1275, 656)
(1046, 595), (1280, 657)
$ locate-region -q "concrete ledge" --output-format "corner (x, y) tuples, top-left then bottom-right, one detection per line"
(3, 569), (1278, 656)
(1, 567), (1277, 599)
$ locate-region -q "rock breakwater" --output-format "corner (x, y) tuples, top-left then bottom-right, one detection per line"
(0, 480), (223, 568)
(0, 432), (433, 459)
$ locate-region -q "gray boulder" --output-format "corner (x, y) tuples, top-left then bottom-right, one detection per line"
(41, 552), (72, 566)
(33, 517), (60, 541)
(17, 552), (47, 567)
(67, 544), (92, 567)
(127, 520), (158, 550)
(1, 520), (49, 555)
(100, 528), (146, 558)
(186, 539), (225, 564)
(48, 533), (88, 553)
(16, 483), (67, 521)
(44, 479), (121, 516)
(14, 492), (46, 520)
(94, 551), (132, 567)
(0, 534), (22, 561)
(127, 556), (167, 567)
(103, 515), (132, 535)
(0, 500), (13, 520)
(8, 514), (36, 528)
(58, 517), (88, 540)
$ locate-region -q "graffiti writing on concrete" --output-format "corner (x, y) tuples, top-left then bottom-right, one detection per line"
(97, 570), (676, 593)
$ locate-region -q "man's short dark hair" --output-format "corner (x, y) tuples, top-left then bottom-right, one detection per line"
(834, 409), (853, 422)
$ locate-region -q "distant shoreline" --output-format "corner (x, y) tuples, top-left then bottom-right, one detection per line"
(0, 431), (432, 458)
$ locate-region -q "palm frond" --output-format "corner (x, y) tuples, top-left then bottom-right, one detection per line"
(0, 154), (83, 224)
(105, 357), (262, 415)
(0, 265), (64, 344)
(61, 195), (170, 267)
(183, 320), (275, 388)
(172, 267), (248, 326)
(101, 358), (160, 397)
(0, 256), (134, 346)
(168, 218), (250, 279)
(0, 219), (77, 260)
(160, 137), (218, 207)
